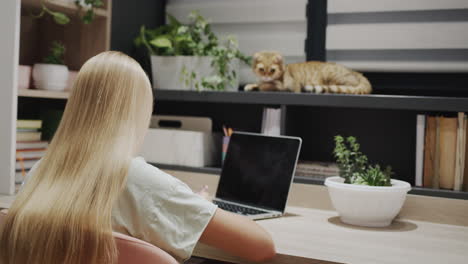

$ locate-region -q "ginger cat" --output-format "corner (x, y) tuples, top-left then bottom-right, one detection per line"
(244, 51), (372, 94)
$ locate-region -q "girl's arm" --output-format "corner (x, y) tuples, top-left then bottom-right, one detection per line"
(199, 208), (276, 262)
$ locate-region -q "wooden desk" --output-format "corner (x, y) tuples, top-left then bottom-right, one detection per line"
(168, 170), (468, 264)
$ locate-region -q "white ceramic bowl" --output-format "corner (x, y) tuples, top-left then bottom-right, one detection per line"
(325, 176), (411, 227)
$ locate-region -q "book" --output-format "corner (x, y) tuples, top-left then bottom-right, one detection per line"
(433, 116), (441, 189)
(17, 131), (41, 141)
(423, 116), (437, 188)
(454, 113), (466, 191)
(439, 117), (457, 190)
(295, 161), (340, 179)
(15, 159), (40, 170)
(17, 119), (42, 129)
(17, 128), (40, 132)
(16, 149), (47, 160)
(16, 141), (48, 150)
(262, 108), (281, 136)
(462, 115), (468, 192)
(415, 115), (426, 187)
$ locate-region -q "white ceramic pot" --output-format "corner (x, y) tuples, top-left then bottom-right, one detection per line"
(325, 176), (411, 227)
(18, 65), (32, 89)
(150, 56), (239, 91)
(32, 63), (69, 91)
(66, 70), (78, 91)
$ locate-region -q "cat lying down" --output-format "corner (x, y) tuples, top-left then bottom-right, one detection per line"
(244, 51), (372, 94)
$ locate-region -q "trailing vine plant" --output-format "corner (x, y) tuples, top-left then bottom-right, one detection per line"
(74, 0), (104, 24)
(31, 0), (102, 25)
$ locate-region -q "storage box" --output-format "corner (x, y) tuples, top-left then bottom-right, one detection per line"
(140, 115), (221, 167)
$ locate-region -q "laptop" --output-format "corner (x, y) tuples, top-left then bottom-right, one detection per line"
(212, 132), (302, 220)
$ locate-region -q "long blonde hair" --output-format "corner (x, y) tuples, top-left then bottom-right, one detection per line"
(0, 51), (153, 264)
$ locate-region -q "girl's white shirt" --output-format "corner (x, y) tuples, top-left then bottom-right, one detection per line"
(23, 157), (217, 262)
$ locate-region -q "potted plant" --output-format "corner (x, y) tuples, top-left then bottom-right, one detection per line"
(32, 41), (69, 91)
(325, 136), (411, 227)
(135, 11), (250, 91)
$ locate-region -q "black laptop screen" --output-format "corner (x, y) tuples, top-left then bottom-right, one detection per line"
(216, 132), (301, 212)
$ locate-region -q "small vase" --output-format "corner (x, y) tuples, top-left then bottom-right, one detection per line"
(32, 63), (69, 91)
(18, 65), (32, 89)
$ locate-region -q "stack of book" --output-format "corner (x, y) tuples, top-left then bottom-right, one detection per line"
(295, 161), (340, 180)
(16, 120), (48, 184)
(415, 113), (468, 191)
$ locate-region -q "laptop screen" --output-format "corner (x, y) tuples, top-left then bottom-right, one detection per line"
(216, 132), (302, 212)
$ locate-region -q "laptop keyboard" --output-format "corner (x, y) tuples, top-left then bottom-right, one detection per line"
(213, 200), (267, 215)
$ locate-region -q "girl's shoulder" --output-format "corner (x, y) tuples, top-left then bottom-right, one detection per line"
(127, 157), (182, 193)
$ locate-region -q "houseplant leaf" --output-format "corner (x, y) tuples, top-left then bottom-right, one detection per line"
(150, 36), (173, 49)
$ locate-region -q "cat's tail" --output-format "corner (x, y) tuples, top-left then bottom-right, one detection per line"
(353, 72), (372, 94)
(322, 73), (372, 94)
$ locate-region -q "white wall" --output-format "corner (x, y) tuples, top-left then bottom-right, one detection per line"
(0, 0), (20, 194)
(327, 0), (468, 72)
(166, 0), (308, 84)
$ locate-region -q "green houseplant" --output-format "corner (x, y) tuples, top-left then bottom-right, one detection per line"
(32, 41), (69, 91)
(333, 135), (392, 186)
(135, 11), (250, 91)
(325, 135), (411, 227)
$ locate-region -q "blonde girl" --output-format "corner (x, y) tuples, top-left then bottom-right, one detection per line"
(0, 51), (275, 264)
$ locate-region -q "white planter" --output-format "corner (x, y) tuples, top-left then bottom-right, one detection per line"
(325, 176), (411, 227)
(32, 63), (69, 91)
(18, 65), (31, 89)
(150, 56), (239, 91)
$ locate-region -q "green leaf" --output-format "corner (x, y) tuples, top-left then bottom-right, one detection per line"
(150, 36), (172, 48)
(51, 12), (70, 25)
(166, 13), (182, 27)
(82, 9), (94, 24)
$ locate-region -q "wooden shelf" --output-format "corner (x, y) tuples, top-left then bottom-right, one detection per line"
(22, 0), (108, 18)
(151, 162), (468, 200)
(18, 89), (69, 99)
(155, 90), (468, 112)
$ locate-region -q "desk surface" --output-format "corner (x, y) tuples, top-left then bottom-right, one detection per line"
(194, 206), (468, 264)
(168, 169), (468, 264)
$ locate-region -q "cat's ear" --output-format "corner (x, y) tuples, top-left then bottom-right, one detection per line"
(253, 52), (262, 65)
(273, 53), (284, 65)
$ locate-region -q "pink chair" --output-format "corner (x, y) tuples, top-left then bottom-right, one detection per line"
(0, 209), (178, 264)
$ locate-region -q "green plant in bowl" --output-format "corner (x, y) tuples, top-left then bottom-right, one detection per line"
(333, 135), (392, 186)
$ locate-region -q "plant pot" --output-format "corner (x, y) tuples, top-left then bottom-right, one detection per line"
(150, 56), (239, 91)
(18, 65), (32, 89)
(32, 63), (69, 91)
(66, 70), (78, 91)
(325, 176), (411, 227)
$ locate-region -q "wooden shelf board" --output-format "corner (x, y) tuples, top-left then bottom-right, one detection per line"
(21, 0), (108, 18)
(152, 162), (468, 200)
(155, 90), (468, 112)
(18, 89), (69, 99)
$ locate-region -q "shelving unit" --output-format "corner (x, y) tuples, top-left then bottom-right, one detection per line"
(0, 0), (113, 195)
(18, 89), (69, 99)
(152, 89), (468, 200)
